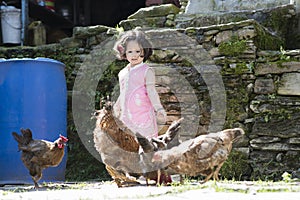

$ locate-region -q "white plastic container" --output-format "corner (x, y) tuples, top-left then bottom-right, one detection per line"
(1, 6), (21, 44)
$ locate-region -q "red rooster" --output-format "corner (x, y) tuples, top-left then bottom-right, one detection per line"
(12, 128), (68, 189)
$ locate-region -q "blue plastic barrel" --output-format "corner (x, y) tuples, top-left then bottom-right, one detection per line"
(0, 58), (67, 185)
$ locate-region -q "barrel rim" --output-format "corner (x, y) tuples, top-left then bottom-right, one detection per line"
(0, 57), (65, 66)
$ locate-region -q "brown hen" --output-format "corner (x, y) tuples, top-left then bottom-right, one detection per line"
(12, 128), (68, 189)
(92, 103), (182, 187)
(150, 128), (245, 183)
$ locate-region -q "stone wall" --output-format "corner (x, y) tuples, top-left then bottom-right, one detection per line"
(1, 3), (300, 180)
(121, 3), (298, 49)
(144, 20), (300, 180)
(185, 0), (292, 14)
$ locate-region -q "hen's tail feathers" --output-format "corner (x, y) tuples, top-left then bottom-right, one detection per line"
(159, 117), (184, 144)
(137, 118), (184, 153)
(12, 128), (33, 145)
(136, 132), (155, 153)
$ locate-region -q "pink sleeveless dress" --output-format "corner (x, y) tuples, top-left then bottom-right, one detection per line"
(118, 63), (158, 139)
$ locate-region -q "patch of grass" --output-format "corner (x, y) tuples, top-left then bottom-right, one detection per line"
(2, 191), (10, 196)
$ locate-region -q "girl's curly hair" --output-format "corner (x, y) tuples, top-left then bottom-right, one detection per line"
(113, 29), (153, 62)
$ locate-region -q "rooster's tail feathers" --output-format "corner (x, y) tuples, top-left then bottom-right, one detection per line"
(12, 132), (23, 144)
(12, 128), (33, 145)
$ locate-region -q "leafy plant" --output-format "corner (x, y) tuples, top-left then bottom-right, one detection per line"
(279, 46), (290, 61)
(281, 172), (292, 183)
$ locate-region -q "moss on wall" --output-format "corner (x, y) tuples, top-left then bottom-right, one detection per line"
(254, 24), (284, 50)
(218, 36), (247, 57)
(224, 80), (249, 129)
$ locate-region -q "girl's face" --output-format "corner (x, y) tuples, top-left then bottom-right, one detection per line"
(125, 40), (144, 67)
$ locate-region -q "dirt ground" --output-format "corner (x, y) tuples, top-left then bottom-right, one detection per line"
(1, 180), (300, 200)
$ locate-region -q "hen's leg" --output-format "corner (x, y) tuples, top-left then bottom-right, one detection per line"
(212, 162), (225, 181)
(106, 165), (138, 187)
(199, 168), (214, 184)
(201, 162), (225, 184)
(156, 169), (161, 185)
(202, 172), (213, 184)
(180, 175), (184, 185)
(106, 165), (123, 187)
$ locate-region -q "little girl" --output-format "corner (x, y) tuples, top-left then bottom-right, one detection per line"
(113, 29), (166, 139)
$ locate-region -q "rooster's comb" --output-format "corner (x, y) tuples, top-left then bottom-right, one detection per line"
(59, 134), (68, 142)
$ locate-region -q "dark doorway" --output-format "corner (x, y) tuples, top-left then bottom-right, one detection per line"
(56, 0), (146, 27)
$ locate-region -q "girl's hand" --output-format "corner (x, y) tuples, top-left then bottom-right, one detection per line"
(157, 109), (167, 124)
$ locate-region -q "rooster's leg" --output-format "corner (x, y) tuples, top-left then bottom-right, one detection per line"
(32, 175), (41, 189)
(31, 170), (42, 189)
(33, 180), (39, 189)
